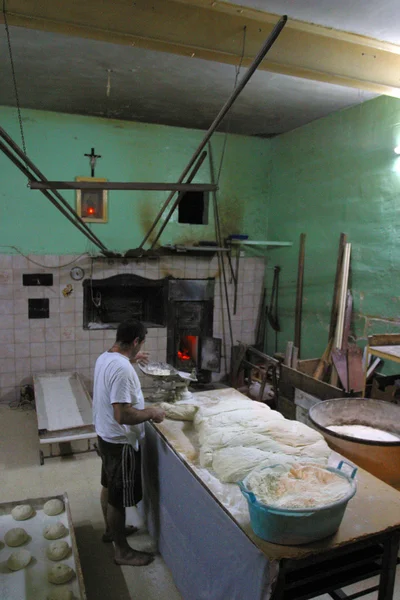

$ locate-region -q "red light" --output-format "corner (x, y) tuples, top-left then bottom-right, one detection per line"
(88, 207), (95, 215)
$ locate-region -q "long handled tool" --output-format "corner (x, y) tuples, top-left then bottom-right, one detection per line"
(267, 266), (281, 352)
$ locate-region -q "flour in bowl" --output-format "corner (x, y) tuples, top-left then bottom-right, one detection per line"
(327, 424), (400, 442)
(245, 464), (353, 509)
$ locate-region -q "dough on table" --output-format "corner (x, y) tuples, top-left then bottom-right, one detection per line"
(47, 589), (73, 600)
(5, 527), (28, 547)
(48, 563), (75, 584)
(158, 401), (199, 421)
(11, 504), (34, 521)
(44, 498), (65, 516)
(43, 522), (68, 540)
(46, 540), (70, 561)
(7, 548), (32, 571)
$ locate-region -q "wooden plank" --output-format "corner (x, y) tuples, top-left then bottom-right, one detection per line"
(280, 363), (344, 401)
(368, 334), (400, 346)
(313, 339), (333, 381)
(294, 233), (306, 356)
(328, 233), (347, 343)
(348, 345), (365, 393)
(284, 341), (294, 366)
(342, 291), (353, 351)
(331, 348), (348, 392)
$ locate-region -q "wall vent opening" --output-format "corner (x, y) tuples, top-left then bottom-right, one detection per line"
(178, 191), (209, 225)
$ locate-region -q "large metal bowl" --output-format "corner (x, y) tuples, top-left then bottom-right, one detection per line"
(309, 398), (400, 490)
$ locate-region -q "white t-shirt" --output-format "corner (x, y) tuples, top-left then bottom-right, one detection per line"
(93, 351), (145, 449)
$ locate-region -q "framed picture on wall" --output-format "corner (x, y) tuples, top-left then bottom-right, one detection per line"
(76, 177), (108, 223)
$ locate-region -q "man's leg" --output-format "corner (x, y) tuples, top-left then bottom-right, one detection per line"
(101, 487), (139, 542)
(107, 502), (153, 566)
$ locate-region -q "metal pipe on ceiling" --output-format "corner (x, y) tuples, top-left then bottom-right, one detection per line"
(28, 181), (217, 192)
(0, 139), (109, 253)
(138, 14), (288, 250)
(0, 126), (109, 253)
(150, 150), (207, 249)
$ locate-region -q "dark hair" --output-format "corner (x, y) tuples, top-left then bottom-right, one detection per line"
(116, 319), (147, 348)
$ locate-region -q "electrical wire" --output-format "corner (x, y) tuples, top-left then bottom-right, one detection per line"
(2, 0), (28, 164)
(0, 246), (90, 269)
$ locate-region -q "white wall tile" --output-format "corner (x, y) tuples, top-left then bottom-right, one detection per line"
(75, 341), (90, 355)
(31, 356), (46, 372)
(61, 355), (76, 370)
(46, 356), (61, 370)
(45, 328), (61, 342)
(89, 340), (105, 355)
(0, 286), (13, 300)
(61, 341), (76, 355)
(76, 354), (90, 368)
(29, 328), (45, 343)
(61, 326), (75, 341)
(15, 343), (31, 358)
(30, 342), (46, 357)
(0, 343), (15, 359)
(45, 342), (60, 356)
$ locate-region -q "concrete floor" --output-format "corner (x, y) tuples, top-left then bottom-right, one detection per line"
(0, 403), (399, 600)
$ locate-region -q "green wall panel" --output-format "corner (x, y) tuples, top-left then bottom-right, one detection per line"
(0, 107), (270, 255)
(267, 95), (400, 359)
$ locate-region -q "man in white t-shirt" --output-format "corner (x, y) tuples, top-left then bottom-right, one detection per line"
(93, 319), (165, 567)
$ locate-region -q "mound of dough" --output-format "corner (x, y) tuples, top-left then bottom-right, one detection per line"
(7, 548), (32, 571)
(5, 527), (28, 547)
(43, 522), (68, 540)
(11, 504), (34, 521)
(44, 499), (64, 516)
(212, 446), (297, 483)
(158, 401), (199, 421)
(47, 589), (73, 600)
(48, 563), (75, 584)
(46, 540), (70, 561)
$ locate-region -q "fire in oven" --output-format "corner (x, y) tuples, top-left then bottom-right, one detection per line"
(176, 334), (198, 370)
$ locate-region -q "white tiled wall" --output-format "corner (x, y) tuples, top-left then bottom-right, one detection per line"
(0, 253), (265, 402)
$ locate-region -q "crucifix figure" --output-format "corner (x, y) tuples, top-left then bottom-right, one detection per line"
(84, 147), (102, 177)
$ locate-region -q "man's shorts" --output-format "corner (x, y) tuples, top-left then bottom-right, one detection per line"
(97, 436), (142, 509)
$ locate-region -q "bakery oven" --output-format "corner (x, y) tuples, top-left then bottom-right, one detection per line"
(167, 279), (221, 383)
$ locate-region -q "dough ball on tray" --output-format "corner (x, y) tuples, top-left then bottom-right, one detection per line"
(46, 540), (70, 561)
(48, 563), (75, 584)
(11, 504), (34, 521)
(43, 522), (68, 540)
(7, 548), (32, 571)
(5, 527), (28, 547)
(44, 499), (64, 516)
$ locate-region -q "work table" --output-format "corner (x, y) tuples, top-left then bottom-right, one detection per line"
(142, 388), (400, 599)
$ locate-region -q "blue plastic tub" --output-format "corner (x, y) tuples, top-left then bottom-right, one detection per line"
(238, 462), (357, 545)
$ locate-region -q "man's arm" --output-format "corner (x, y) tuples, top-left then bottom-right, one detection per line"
(113, 403), (165, 426)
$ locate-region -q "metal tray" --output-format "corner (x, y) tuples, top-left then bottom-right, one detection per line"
(0, 492), (86, 599)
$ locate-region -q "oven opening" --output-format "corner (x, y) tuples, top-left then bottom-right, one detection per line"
(177, 335), (198, 369)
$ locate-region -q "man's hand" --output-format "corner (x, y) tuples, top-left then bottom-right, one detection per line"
(132, 351), (150, 364)
(150, 407), (165, 423)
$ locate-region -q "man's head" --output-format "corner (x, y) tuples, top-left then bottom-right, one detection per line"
(115, 319), (147, 359)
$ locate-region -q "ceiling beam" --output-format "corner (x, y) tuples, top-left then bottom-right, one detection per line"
(29, 181), (217, 191)
(2, 0), (400, 97)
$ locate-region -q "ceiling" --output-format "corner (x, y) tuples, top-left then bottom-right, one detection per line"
(0, 0), (400, 137)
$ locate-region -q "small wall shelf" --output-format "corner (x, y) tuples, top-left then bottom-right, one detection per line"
(227, 240), (292, 247)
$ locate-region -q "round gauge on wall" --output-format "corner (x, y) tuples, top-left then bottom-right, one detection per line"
(70, 266), (85, 281)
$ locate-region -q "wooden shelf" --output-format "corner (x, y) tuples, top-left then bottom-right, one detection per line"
(228, 240), (292, 247)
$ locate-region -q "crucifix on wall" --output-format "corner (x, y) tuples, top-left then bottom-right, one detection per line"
(76, 147), (108, 222)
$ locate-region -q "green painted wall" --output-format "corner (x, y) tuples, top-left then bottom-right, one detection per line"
(0, 106), (270, 254)
(266, 95), (400, 359)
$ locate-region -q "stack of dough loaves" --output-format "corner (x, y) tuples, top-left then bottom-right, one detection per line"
(159, 391), (331, 483)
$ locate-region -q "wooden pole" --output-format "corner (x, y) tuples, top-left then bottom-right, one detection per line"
(294, 233), (306, 357)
